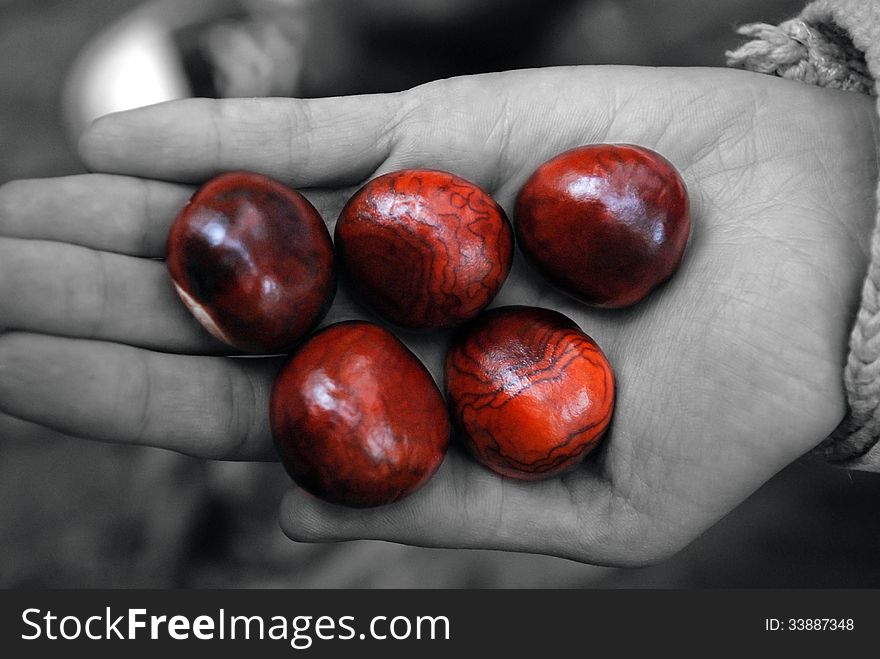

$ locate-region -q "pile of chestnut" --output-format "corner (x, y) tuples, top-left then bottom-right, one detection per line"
(166, 144), (690, 508)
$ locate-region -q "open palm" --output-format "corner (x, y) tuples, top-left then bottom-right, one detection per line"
(0, 66), (875, 564)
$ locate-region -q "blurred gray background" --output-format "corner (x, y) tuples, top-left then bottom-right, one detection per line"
(2, 0), (879, 588)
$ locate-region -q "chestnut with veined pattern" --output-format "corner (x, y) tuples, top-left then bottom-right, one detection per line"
(445, 306), (614, 481)
(515, 144), (690, 308)
(335, 169), (513, 329)
(166, 171), (336, 353)
(271, 321), (450, 508)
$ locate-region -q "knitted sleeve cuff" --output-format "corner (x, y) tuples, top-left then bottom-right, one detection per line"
(726, 0), (880, 471)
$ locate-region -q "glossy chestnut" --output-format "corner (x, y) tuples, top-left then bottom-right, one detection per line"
(335, 169), (513, 329)
(515, 144), (690, 308)
(271, 321), (450, 508)
(445, 306), (614, 480)
(166, 171), (335, 353)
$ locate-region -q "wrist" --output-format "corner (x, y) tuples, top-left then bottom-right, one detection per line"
(728, 0), (880, 469)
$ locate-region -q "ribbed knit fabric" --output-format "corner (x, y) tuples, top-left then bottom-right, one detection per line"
(727, 0), (880, 471)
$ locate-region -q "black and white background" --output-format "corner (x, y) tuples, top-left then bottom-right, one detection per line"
(1, 0), (879, 590)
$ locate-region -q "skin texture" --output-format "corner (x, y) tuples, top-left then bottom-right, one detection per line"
(335, 169), (513, 329)
(445, 306), (614, 480)
(0, 67), (876, 565)
(270, 321), (449, 508)
(166, 171), (336, 353)
(516, 144), (690, 307)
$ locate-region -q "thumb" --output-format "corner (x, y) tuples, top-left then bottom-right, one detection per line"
(77, 93), (407, 187)
(76, 68), (620, 193)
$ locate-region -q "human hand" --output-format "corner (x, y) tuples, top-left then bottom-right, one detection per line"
(0, 66), (875, 564)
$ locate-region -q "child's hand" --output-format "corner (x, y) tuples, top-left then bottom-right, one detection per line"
(0, 66), (875, 564)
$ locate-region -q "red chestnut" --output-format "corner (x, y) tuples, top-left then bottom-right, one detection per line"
(515, 144), (690, 308)
(335, 169), (513, 329)
(166, 171), (335, 353)
(445, 306), (614, 480)
(271, 321), (450, 508)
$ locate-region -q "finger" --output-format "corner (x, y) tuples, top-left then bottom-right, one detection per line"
(0, 238), (224, 353)
(78, 95), (405, 187)
(279, 449), (651, 566)
(0, 174), (355, 258)
(0, 410), (74, 444)
(0, 175), (192, 257)
(75, 71), (569, 193)
(0, 332), (278, 460)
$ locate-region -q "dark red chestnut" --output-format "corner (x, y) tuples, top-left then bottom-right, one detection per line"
(335, 169), (513, 329)
(271, 321), (450, 508)
(515, 144), (690, 308)
(445, 306), (614, 481)
(166, 171), (335, 353)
